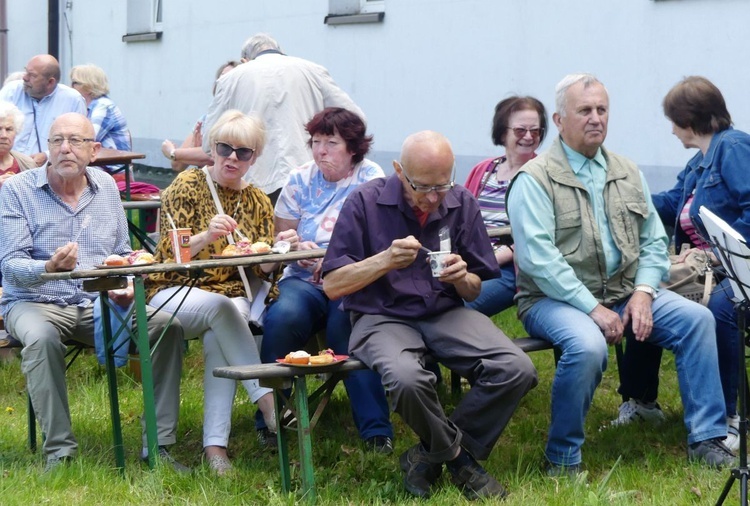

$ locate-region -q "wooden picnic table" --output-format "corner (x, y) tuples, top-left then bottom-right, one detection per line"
(39, 248), (324, 473)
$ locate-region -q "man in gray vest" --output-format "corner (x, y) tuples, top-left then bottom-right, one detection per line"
(507, 73), (733, 475)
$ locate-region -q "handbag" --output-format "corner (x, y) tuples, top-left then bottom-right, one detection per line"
(662, 248), (714, 306)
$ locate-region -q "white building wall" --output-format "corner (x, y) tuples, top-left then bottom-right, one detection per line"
(5, 0), (750, 191)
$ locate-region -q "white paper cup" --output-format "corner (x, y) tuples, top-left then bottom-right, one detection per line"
(428, 251), (450, 278)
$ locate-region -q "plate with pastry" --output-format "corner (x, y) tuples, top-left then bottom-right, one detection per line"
(211, 239), (274, 258)
(95, 250), (157, 269)
(276, 349), (348, 367)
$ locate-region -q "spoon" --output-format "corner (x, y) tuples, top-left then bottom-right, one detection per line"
(72, 215), (92, 243)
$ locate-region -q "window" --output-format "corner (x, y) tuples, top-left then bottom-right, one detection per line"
(326, 0), (384, 25)
(123, 0), (163, 42)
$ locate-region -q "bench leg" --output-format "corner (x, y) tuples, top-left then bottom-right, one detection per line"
(28, 394), (37, 452)
(100, 297), (126, 474)
(450, 370), (462, 397)
(293, 376), (316, 503)
(274, 389), (292, 493)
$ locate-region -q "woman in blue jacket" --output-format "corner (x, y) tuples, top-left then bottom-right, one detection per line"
(615, 76), (750, 454)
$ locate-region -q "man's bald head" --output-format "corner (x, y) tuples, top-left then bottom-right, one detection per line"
(23, 54), (61, 99)
(394, 131), (456, 214)
(400, 131), (454, 172)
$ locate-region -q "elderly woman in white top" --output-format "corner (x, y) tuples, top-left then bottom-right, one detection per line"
(0, 100), (36, 188)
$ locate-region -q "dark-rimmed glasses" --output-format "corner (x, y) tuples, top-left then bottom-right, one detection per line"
(399, 162), (455, 193)
(507, 127), (543, 140)
(48, 136), (95, 148)
(215, 141), (254, 161)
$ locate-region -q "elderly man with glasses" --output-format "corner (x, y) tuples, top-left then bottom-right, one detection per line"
(321, 130), (537, 500)
(0, 113), (186, 473)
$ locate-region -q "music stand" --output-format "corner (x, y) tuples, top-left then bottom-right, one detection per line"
(699, 206), (750, 506)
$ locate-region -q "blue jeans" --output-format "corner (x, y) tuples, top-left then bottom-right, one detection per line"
(619, 278), (740, 416)
(256, 277), (393, 440)
(466, 263), (516, 317)
(523, 290), (726, 467)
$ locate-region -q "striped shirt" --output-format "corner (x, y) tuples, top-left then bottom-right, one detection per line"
(88, 95), (131, 175)
(0, 166), (131, 317)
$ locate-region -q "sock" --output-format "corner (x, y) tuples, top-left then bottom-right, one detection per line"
(445, 448), (474, 473)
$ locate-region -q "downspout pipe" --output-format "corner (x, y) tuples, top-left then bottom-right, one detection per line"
(0, 0), (8, 83)
(48, 0), (59, 59)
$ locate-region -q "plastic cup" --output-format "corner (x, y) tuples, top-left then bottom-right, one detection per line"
(428, 251), (450, 278)
(169, 228), (191, 263)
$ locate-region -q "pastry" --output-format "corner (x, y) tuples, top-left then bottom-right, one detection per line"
(103, 254), (129, 266)
(284, 350), (311, 364)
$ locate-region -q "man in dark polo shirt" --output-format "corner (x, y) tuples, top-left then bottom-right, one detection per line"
(322, 130), (537, 500)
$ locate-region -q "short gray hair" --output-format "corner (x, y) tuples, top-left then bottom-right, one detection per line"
(241, 33), (281, 61)
(0, 100), (24, 132)
(555, 73), (606, 117)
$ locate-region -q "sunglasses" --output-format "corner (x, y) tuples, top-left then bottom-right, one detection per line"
(507, 127), (543, 140)
(215, 141), (254, 161)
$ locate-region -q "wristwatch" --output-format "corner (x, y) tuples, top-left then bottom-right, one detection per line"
(169, 148), (177, 161)
(634, 284), (658, 299)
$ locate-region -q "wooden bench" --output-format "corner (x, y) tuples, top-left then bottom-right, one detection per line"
(213, 336), (556, 502)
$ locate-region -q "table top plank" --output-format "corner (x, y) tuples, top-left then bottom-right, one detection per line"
(213, 359), (366, 380)
(92, 148), (146, 167)
(39, 249), (326, 281)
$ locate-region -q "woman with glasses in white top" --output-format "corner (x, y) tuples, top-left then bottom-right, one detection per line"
(464, 96), (548, 317)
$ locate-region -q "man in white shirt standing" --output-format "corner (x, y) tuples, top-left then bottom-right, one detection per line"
(0, 54), (86, 167)
(202, 33), (364, 204)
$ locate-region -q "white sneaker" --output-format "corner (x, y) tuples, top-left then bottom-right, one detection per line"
(611, 399), (666, 426)
(725, 414), (741, 453)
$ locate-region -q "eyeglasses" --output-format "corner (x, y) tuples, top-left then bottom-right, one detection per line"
(71, 80), (82, 87)
(215, 142), (254, 161)
(48, 136), (95, 148)
(399, 163), (455, 193)
(507, 127), (543, 139)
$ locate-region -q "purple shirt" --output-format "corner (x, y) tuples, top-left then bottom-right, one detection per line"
(322, 174), (498, 318)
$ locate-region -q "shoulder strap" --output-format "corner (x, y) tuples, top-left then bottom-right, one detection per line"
(202, 167), (256, 300)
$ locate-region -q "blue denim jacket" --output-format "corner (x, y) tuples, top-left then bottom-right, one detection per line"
(653, 127), (750, 245)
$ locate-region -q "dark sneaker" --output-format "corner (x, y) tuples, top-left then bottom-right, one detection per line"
(688, 438), (736, 468)
(399, 444), (442, 498)
(141, 446), (191, 473)
(447, 455), (507, 500)
(257, 427), (278, 450)
(545, 461), (582, 478)
(365, 435), (394, 454)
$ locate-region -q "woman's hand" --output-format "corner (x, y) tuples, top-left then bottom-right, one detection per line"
(296, 241), (320, 269)
(275, 229), (300, 251)
(192, 121), (203, 147)
(494, 245), (514, 266)
(161, 139), (175, 160)
(206, 213), (237, 242)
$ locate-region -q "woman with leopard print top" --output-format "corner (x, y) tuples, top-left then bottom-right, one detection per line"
(145, 110), (299, 475)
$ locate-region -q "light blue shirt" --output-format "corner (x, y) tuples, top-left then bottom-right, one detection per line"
(560, 141), (621, 278)
(0, 80), (86, 155)
(509, 140), (667, 314)
(0, 166), (132, 317)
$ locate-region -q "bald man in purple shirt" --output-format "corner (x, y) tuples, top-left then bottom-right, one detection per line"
(322, 131), (537, 500)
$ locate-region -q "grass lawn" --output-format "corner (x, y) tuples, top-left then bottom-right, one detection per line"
(0, 308), (737, 505)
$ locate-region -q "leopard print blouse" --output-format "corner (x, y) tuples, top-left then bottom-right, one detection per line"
(144, 167), (278, 302)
